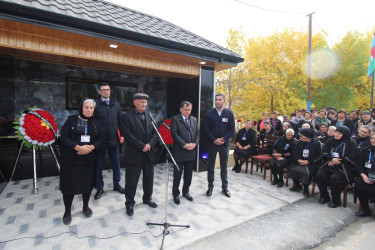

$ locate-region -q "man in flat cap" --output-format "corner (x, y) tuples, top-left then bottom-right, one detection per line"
(120, 93), (158, 216)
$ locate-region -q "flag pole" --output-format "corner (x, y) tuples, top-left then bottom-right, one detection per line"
(372, 71), (375, 110)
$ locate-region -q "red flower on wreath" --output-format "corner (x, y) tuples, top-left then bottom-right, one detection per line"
(14, 107), (58, 149)
(158, 118), (174, 146)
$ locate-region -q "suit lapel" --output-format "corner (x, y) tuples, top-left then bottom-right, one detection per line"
(134, 111), (145, 134)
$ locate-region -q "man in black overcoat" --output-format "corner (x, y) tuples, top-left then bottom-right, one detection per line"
(121, 93), (158, 216)
(170, 101), (200, 205)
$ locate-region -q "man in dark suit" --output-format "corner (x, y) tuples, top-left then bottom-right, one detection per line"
(205, 93), (235, 198)
(170, 101), (200, 205)
(94, 83), (125, 200)
(121, 93), (158, 216)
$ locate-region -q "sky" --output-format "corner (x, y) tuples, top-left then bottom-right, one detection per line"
(106, 0), (374, 48)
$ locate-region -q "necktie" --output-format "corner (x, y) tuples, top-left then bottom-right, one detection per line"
(185, 118), (192, 142)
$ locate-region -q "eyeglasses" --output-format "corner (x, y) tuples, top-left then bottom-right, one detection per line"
(99, 89), (110, 92)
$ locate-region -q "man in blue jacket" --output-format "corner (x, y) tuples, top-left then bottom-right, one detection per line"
(94, 83), (125, 200)
(205, 93), (235, 198)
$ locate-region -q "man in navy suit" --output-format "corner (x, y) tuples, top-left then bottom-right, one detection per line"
(121, 93), (158, 216)
(204, 93), (235, 198)
(170, 101), (200, 205)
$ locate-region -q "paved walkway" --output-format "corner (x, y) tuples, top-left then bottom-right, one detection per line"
(0, 164), (372, 249)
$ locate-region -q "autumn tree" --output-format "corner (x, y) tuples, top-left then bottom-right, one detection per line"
(216, 29), (248, 111)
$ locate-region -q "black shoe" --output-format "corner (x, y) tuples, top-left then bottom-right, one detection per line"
(277, 180), (284, 188)
(289, 185), (302, 192)
(62, 212), (72, 225)
(232, 163), (239, 171)
(83, 207), (93, 218)
(206, 187), (213, 197)
(271, 178), (278, 185)
(303, 189), (310, 198)
(183, 193), (194, 201)
(126, 205), (134, 216)
(113, 185), (125, 194)
(143, 200), (158, 208)
(319, 197), (330, 204)
(222, 188), (231, 198)
(173, 196), (180, 205)
(94, 189), (104, 200)
(235, 167), (242, 173)
(355, 210), (371, 217)
(327, 202), (341, 208)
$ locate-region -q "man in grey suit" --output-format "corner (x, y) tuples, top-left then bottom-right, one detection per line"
(170, 101), (200, 205)
(121, 93), (158, 216)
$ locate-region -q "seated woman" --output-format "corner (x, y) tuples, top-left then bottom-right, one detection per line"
(232, 120), (258, 173)
(288, 128), (322, 197)
(316, 126), (358, 208)
(59, 99), (103, 225)
(277, 122), (290, 137)
(259, 121), (275, 155)
(313, 110), (331, 132)
(331, 109), (354, 133)
(257, 112), (271, 132)
(354, 133), (375, 217)
(315, 123), (329, 144)
(270, 128), (296, 187)
(354, 125), (371, 151)
(297, 111), (313, 131)
(326, 125), (336, 141)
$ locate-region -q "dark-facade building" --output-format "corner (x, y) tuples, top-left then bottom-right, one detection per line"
(0, 0), (243, 187)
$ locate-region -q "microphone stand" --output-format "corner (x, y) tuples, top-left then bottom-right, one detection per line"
(146, 113), (190, 250)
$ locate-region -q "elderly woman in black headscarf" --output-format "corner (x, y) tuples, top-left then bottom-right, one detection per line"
(270, 128), (297, 187)
(59, 99), (103, 225)
(288, 128), (322, 197)
(232, 120), (258, 173)
(354, 133), (375, 217)
(316, 126), (358, 208)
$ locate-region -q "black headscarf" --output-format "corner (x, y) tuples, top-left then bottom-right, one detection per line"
(79, 98), (94, 120)
(335, 126), (351, 143)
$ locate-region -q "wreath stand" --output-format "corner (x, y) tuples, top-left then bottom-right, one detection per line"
(10, 142), (60, 194)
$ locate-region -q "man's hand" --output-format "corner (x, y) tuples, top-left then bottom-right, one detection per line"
(142, 143), (151, 152)
(214, 138), (224, 145)
(120, 136), (124, 144)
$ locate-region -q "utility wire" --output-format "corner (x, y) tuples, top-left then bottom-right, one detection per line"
(233, 0), (308, 15)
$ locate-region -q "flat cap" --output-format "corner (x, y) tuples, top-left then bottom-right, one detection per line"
(133, 93), (149, 100)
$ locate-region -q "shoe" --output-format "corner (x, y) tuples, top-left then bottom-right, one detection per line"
(113, 185), (125, 194)
(303, 189), (310, 198)
(235, 167), (241, 173)
(232, 163), (238, 171)
(289, 185), (302, 192)
(94, 189), (103, 200)
(327, 202), (341, 208)
(173, 196), (180, 205)
(183, 193), (194, 201)
(271, 178), (278, 185)
(319, 197), (330, 204)
(355, 210), (371, 217)
(83, 207), (93, 218)
(62, 212), (72, 225)
(126, 205), (134, 216)
(206, 187), (213, 197)
(222, 188), (231, 198)
(277, 180), (284, 188)
(143, 200), (158, 208)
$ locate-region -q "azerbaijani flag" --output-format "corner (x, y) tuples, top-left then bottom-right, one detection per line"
(368, 33), (375, 78)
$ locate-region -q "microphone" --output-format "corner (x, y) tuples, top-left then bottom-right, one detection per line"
(148, 112), (157, 124)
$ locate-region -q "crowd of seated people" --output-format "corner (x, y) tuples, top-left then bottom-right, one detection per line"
(235, 107), (375, 218)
